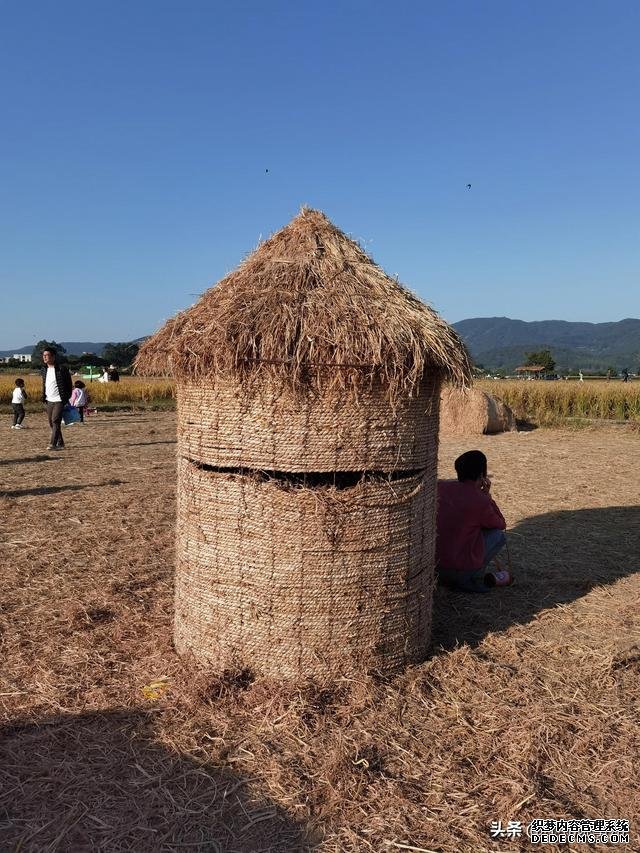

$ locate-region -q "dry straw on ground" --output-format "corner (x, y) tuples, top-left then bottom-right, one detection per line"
(1, 413), (639, 851)
(440, 386), (517, 436)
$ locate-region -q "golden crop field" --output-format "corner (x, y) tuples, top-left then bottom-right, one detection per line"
(0, 374), (175, 407)
(3, 373), (640, 425)
(477, 378), (640, 424)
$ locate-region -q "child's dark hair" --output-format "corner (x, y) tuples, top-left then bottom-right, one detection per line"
(74, 380), (86, 388)
(15, 378), (25, 387)
(454, 450), (487, 482)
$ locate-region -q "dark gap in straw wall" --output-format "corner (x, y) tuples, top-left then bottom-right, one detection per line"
(187, 459), (426, 490)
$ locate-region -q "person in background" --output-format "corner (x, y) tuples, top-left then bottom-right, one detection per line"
(99, 367), (110, 383)
(108, 364), (120, 382)
(11, 378), (28, 429)
(41, 348), (73, 450)
(436, 450), (511, 593)
(622, 368), (629, 383)
(579, 370), (584, 382)
(69, 380), (88, 423)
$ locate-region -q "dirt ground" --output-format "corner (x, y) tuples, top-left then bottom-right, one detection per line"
(1, 412), (639, 852)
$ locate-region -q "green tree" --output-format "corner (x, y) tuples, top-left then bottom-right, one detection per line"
(65, 354), (106, 373)
(82, 353), (107, 368)
(524, 349), (556, 372)
(102, 341), (139, 367)
(32, 340), (67, 367)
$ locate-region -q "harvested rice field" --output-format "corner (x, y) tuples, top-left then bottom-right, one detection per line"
(1, 412), (639, 852)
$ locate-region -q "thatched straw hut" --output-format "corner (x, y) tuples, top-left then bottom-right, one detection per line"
(136, 208), (471, 678)
(440, 386), (517, 436)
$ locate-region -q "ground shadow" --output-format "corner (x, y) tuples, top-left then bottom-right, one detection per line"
(122, 439), (177, 447)
(0, 455), (62, 466)
(515, 418), (537, 432)
(86, 415), (175, 425)
(2, 480), (125, 498)
(432, 506), (640, 651)
(0, 709), (311, 852)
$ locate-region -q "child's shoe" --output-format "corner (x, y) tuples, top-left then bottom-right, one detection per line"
(486, 555), (513, 587)
(491, 569), (513, 586)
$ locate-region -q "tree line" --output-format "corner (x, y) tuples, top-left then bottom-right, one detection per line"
(2, 341), (140, 370)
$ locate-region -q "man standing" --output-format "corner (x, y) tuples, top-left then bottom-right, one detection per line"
(41, 348), (72, 450)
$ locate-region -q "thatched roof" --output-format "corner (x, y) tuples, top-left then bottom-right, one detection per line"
(136, 208), (472, 398)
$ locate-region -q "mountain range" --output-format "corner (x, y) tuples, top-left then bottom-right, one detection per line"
(0, 342), (109, 358)
(0, 339), (146, 359)
(452, 318), (640, 372)
(2, 320), (640, 372)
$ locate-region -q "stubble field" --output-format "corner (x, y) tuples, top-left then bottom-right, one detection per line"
(1, 412), (639, 851)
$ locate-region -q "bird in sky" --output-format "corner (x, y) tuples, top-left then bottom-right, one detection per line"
(466, 183), (472, 189)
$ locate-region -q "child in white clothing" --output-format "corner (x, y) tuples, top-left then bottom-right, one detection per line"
(11, 378), (27, 429)
(69, 380), (88, 423)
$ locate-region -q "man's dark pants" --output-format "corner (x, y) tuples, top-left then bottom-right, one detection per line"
(46, 402), (65, 447)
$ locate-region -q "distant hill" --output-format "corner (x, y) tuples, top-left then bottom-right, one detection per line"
(453, 317), (640, 372)
(0, 339), (146, 359)
(3, 324), (639, 373)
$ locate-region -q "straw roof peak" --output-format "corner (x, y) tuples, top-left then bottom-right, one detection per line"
(136, 209), (472, 397)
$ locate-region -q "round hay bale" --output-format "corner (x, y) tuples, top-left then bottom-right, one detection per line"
(175, 457), (436, 677)
(486, 394), (517, 433)
(440, 386), (517, 436)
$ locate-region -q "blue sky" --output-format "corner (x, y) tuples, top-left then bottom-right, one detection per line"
(1, 0), (639, 348)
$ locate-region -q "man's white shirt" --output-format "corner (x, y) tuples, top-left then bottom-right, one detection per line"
(45, 366), (62, 402)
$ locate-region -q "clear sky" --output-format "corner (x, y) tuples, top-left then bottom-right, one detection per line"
(1, 0), (639, 349)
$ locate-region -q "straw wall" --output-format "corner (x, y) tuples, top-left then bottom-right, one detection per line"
(174, 375), (441, 677)
(175, 456), (437, 678)
(178, 375), (440, 472)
